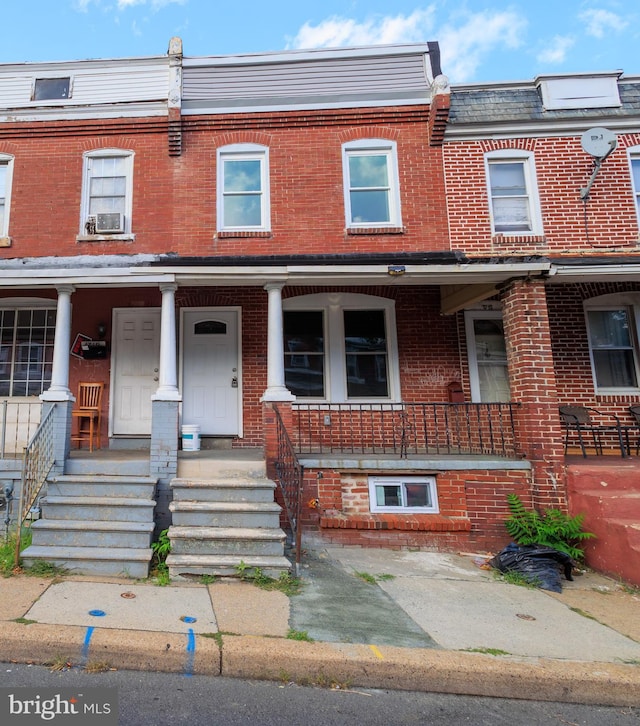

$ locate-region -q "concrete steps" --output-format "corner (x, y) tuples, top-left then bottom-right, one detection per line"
(20, 464), (157, 578)
(166, 473), (290, 580)
(567, 463), (640, 586)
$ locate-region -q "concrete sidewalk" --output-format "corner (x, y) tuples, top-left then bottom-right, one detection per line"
(1, 546), (639, 707)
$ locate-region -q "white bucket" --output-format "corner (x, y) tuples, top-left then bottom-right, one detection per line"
(181, 424), (201, 451)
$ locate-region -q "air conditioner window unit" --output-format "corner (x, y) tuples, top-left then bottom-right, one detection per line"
(95, 212), (124, 234)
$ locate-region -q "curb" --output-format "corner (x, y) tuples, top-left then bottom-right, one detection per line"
(3, 624), (640, 707)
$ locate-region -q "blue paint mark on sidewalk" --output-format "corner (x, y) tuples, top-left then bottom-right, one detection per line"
(82, 626), (95, 661)
(185, 628), (196, 677)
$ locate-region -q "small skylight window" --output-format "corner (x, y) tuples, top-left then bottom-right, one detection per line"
(33, 77), (71, 101)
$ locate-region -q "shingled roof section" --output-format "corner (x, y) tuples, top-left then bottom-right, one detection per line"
(448, 80), (640, 127)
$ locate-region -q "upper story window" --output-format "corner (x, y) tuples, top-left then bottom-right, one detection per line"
(485, 150), (542, 235)
(342, 139), (402, 228)
(629, 149), (640, 225)
(80, 149), (134, 236)
(33, 77), (71, 101)
(283, 293), (400, 402)
(0, 155), (14, 237)
(217, 144), (270, 232)
(583, 293), (640, 393)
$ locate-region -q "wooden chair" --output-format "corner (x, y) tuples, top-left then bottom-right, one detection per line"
(559, 405), (625, 458)
(71, 382), (104, 452)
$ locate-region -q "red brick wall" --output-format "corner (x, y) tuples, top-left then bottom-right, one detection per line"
(0, 107), (448, 259)
(299, 466), (531, 553)
(445, 134), (640, 256)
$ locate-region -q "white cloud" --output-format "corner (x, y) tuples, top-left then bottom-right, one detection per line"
(536, 35), (575, 65)
(578, 8), (628, 38)
(73, 0), (185, 10)
(288, 8), (437, 49)
(438, 10), (527, 82)
(288, 8), (527, 83)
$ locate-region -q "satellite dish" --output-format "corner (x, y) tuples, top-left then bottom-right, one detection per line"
(581, 127), (617, 159)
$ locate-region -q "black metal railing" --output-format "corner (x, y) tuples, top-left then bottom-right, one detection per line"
(291, 402), (520, 458)
(14, 405), (56, 566)
(273, 406), (304, 574)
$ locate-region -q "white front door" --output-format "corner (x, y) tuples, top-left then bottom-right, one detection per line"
(465, 309), (511, 403)
(112, 308), (161, 435)
(181, 308), (241, 436)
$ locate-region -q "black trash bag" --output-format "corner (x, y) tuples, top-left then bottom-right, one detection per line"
(489, 543), (574, 593)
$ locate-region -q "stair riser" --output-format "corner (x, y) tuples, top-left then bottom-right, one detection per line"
(170, 538), (284, 556)
(30, 530), (152, 549)
(48, 483), (156, 499)
(170, 511), (281, 528)
(171, 487), (274, 503)
(65, 460), (150, 478)
(41, 503), (155, 523)
(168, 565), (288, 580)
(571, 493), (640, 519)
(21, 556), (150, 579)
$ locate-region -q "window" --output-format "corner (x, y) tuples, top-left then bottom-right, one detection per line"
(343, 139), (401, 228)
(464, 309), (511, 402)
(80, 149), (134, 235)
(283, 293), (400, 401)
(586, 307), (639, 391)
(369, 476), (438, 513)
(34, 77), (70, 101)
(629, 151), (640, 224)
(485, 150), (542, 235)
(0, 306), (56, 396)
(0, 155), (14, 237)
(217, 144), (270, 231)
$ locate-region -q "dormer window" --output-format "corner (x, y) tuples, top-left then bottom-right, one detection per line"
(33, 77), (71, 101)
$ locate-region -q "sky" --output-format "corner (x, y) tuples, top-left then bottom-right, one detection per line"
(1, 0), (638, 84)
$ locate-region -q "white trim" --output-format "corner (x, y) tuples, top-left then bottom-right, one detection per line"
(368, 475), (439, 513)
(217, 144), (270, 232)
(79, 148), (134, 236)
(484, 149), (543, 236)
(342, 138), (402, 229)
(627, 145), (640, 233)
(584, 293), (640, 395)
(0, 153), (14, 238)
(464, 308), (510, 403)
(283, 292), (400, 402)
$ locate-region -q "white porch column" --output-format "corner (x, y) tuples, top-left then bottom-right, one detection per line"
(152, 282), (181, 401)
(262, 282), (295, 402)
(41, 284), (75, 402)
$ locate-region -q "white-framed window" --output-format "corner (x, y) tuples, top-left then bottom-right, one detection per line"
(217, 144), (270, 231)
(464, 307), (511, 403)
(485, 150), (542, 235)
(0, 301), (56, 397)
(80, 149), (134, 235)
(283, 293), (400, 402)
(584, 294), (640, 393)
(0, 154), (15, 237)
(342, 139), (402, 228)
(369, 476), (439, 513)
(628, 147), (640, 226)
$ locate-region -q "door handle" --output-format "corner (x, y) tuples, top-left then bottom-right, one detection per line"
(231, 376), (238, 388)
(153, 376), (159, 381)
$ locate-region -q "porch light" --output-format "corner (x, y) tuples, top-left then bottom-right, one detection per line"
(387, 265), (406, 276)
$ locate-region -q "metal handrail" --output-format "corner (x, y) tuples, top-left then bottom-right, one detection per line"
(291, 402), (520, 458)
(273, 405), (304, 574)
(14, 405), (56, 566)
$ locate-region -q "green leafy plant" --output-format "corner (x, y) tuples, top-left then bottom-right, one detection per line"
(287, 628), (314, 642)
(504, 493), (595, 561)
(150, 529), (171, 585)
(234, 561), (303, 595)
